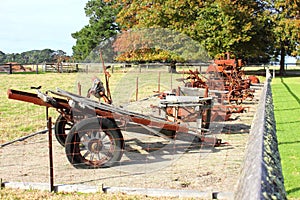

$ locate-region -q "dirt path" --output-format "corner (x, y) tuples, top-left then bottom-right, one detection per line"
(0, 86), (262, 195)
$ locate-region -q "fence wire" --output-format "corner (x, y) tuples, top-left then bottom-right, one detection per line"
(0, 68), (263, 197)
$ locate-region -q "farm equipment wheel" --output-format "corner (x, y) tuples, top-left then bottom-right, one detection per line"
(65, 117), (124, 169)
(54, 114), (74, 147)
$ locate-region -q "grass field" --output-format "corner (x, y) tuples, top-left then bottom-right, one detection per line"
(0, 70), (200, 199)
(0, 73), (76, 141)
(0, 187), (183, 200)
(0, 71), (181, 141)
(272, 77), (300, 199)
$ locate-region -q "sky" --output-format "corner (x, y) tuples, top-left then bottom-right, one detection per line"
(0, 1), (297, 62)
(0, 0), (89, 55)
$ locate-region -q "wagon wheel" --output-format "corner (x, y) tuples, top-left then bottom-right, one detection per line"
(54, 114), (74, 147)
(65, 117), (124, 169)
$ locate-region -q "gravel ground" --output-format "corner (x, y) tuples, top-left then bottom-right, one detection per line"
(0, 86), (262, 196)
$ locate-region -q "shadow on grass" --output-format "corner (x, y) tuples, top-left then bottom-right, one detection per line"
(278, 140), (300, 145)
(280, 78), (300, 105)
(277, 120), (300, 125)
(287, 187), (300, 196)
(274, 107), (300, 112)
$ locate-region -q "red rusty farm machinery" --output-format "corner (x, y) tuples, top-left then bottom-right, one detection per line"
(207, 53), (259, 105)
(178, 52), (260, 121)
(7, 85), (217, 169)
(5, 53), (259, 169)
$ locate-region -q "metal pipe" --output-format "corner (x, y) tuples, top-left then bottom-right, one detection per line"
(136, 77), (139, 101)
(158, 72), (161, 92)
(0, 129), (48, 148)
(48, 117), (54, 192)
(77, 81), (82, 96)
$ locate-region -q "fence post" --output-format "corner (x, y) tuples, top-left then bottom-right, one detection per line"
(47, 117), (54, 192)
(170, 71), (173, 90)
(9, 63), (12, 74)
(158, 72), (161, 92)
(75, 64), (79, 72)
(36, 64), (39, 74)
(136, 77), (139, 101)
(78, 82), (82, 96)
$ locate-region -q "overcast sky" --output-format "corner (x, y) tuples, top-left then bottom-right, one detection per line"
(0, 0), (89, 55)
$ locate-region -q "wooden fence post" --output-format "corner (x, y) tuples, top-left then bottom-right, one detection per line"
(158, 72), (161, 93)
(136, 77), (139, 101)
(9, 63), (12, 74)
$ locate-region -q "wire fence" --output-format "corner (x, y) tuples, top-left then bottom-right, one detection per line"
(0, 79), (263, 199)
(235, 69), (286, 200)
(1, 61), (300, 75)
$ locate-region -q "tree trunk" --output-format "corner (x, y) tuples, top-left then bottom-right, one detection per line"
(168, 61), (177, 73)
(279, 42), (286, 76)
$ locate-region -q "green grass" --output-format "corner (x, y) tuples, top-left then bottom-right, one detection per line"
(0, 71), (183, 141)
(0, 73), (76, 141)
(0, 68), (266, 142)
(272, 77), (300, 199)
(0, 71), (193, 199)
(0, 188), (184, 200)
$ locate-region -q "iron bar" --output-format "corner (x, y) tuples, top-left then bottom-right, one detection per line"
(48, 117), (54, 192)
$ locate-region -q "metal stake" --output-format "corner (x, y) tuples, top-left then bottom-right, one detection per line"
(136, 77), (139, 101)
(158, 72), (161, 93)
(48, 117), (54, 192)
(78, 81), (82, 96)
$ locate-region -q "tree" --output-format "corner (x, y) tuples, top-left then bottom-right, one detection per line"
(71, 0), (121, 61)
(39, 49), (56, 63)
(100, 0), (300, 70)
(113, 28), (209, 72)
(114, 0), (273, 62)
(195, 0), (274, 60)
(0, 49), (64, 64)
(0, 51), (6, 63)
(112, 1), (209, 71)
(265, 0), (300, 75)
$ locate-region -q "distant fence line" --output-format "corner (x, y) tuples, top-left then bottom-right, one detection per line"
(0, 63), (79, 74)
(0, 62), (212, 74)
(1, 62), (299, 74)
